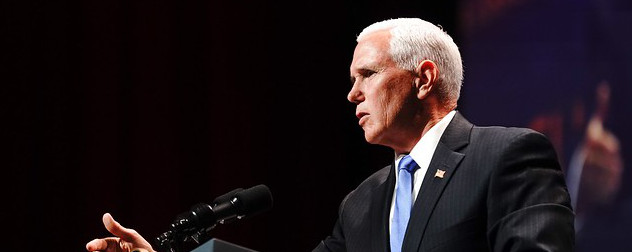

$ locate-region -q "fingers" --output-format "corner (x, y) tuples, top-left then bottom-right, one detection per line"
(103, 213), (137, 242)
(102, 213), (154, 251)
(131, 249), (151, 252)
(86, 237), (119, 251)
(86, 238), (106, 251)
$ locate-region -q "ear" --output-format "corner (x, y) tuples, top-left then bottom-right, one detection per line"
(413, 60), (439, 100)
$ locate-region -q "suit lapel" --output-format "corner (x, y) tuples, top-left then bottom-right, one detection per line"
(371, 163), (396, 252)
(402, 112), (472, 251)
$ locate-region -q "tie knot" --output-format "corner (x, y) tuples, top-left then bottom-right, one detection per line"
(398, 155), (418, 173)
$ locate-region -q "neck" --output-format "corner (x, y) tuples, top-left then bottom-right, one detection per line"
(392, 109), (450, 155)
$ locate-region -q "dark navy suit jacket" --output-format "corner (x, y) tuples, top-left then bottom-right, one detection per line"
(314, 112), (575, 252)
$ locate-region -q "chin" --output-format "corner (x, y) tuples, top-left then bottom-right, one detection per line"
(363, 129), (383, 145)
(364, 135), (377, 144)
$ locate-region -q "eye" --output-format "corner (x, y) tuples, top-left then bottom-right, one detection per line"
(361, 69), (377, 78)
(350, 69), (378, 85)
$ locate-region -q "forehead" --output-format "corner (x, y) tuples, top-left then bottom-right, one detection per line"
(351, 30), (395, 71)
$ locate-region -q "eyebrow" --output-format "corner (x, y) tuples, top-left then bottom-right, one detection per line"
(350, 67), (379, 84)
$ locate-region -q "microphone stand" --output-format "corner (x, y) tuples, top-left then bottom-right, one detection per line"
(154, 213), (216, 252)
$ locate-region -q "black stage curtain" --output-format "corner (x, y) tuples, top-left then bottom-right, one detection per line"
(3, 1), (458, 251)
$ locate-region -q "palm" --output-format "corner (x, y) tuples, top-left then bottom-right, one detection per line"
(101, 237), (148, 252)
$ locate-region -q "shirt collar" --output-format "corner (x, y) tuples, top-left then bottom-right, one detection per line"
(395, 110), (457, 170)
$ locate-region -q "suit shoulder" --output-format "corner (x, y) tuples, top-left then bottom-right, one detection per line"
(473, 125), (539, 136)
(467, 126), (557, 163)
(471, 125), (549, 144)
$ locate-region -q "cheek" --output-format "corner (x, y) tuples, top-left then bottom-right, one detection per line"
(366, 75), (412, 127)
(378, 96), (392, 123)
(377, 88), (404, 124)
(368, 91), (389, 121)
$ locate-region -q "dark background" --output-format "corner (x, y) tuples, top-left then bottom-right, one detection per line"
(5, 0), (631, 251)
(3, 0), (458, 251)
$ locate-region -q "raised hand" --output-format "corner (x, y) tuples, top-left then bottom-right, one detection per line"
(86, 213), (155, 252)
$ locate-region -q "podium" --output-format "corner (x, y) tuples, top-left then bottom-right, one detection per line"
(190, 238), (258, 252)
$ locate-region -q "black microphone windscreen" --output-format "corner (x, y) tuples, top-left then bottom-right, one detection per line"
(212, 188), (244, 206)
(235, 184), (273, 217)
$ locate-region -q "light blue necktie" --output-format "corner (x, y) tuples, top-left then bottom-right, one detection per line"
(390, 155), (418, 252)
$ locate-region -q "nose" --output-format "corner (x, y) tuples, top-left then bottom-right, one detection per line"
(347, 83), (364, 104)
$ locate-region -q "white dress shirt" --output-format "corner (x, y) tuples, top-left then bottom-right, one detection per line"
(388, 110), (457, 234)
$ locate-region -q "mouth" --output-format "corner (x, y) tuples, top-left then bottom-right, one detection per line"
(356, 112), (369, 126)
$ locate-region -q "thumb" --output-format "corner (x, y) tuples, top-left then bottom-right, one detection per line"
(103, 213), (138, 242)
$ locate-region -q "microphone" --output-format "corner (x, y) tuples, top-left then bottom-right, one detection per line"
(209, 187), (243, 225)
(212, 188), (244, 207)
(155, 184), (273, 251)
(170, 184), (273, 235)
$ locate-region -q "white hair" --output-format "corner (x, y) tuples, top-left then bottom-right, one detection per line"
(357, 18), (463, 109)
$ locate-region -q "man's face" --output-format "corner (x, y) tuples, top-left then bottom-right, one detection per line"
(348, 31), (418, 149)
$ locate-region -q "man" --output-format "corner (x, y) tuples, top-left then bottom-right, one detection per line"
(312, 18), (574, 251)
(86, 18), (574, 252)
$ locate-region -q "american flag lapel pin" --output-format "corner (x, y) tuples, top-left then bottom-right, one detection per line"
(435, 169), (446, 179)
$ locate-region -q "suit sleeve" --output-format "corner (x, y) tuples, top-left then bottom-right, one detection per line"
(487, 131), (575, 252)
(313, 194), (349, 252)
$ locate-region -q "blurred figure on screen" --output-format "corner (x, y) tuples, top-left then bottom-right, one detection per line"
(567, 82), (623, 227)
(529, 81), (630, 252)
(567, 82), (630, 252)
